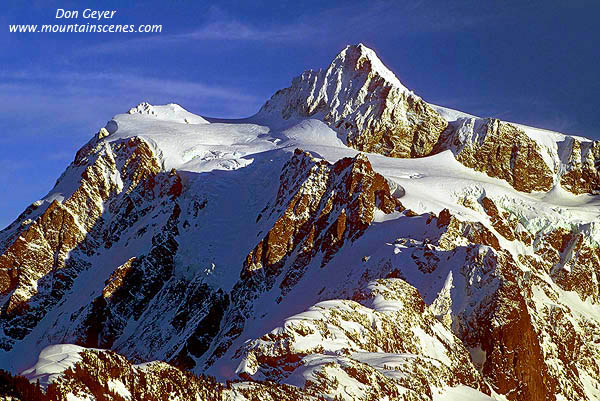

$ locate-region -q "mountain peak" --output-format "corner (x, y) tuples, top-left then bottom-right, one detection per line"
(126, 102), (209, 125)
(257, 43), (446, 158)
(330, 43), (407, 91)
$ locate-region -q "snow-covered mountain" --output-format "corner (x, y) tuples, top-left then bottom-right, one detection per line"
(1, 44), (600, 401)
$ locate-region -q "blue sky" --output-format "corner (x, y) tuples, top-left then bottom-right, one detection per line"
(1, 0), (598, 228)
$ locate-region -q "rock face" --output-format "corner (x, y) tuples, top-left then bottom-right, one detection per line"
(439, 116), (600, 195)
(0, 131), (221, 368)
(559, 137), (600, 195)
(441, 118), (555, 193)
(438, 193), (600, 401)
(258, 44), (448, 158)
(0, 135), (163, 347)
(244, 149), (404, 282)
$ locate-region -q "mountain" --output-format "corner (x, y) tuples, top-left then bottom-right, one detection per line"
(1, 44), (600, 401)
